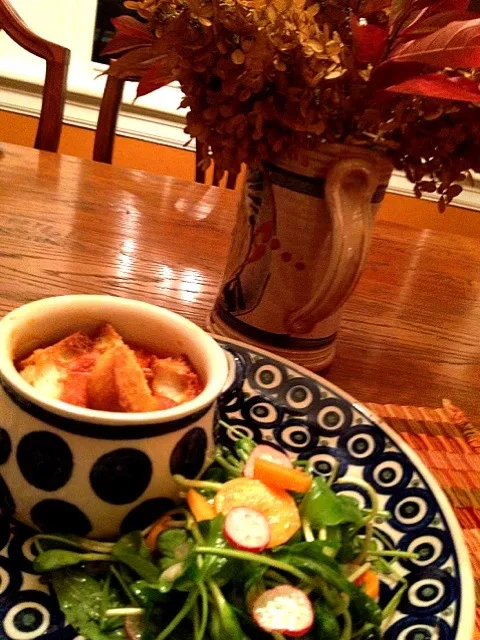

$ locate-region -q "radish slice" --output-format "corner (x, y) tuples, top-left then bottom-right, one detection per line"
(223, 506), (270, 552)
(124, 615), (144, 640)
(243, 445), (292, 478)
(252, 585), (314, 637)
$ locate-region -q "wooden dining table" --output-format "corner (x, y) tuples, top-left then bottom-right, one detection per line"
(1, 141), (479, 423)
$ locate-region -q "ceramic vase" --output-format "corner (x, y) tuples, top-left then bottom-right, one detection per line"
(210, 144), (393, 370)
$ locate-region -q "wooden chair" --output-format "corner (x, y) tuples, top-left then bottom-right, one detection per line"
(0, 0), (70, 152)
(94, 74), (237, 189)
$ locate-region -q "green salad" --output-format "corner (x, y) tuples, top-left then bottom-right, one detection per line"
(33, 423), (416, 640)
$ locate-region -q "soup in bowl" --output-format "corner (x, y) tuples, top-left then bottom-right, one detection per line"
(0, 295), (229, 538)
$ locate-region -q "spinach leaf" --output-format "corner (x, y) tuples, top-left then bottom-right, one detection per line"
(197, 517), (243, 585)
(112, 533), (158, 582)
(300, 477), (364, 528)
(197, 516), (230, 581)
(336, 524), (363, 564)
(131, 580), (169, 606)
(202, 465), (229, 484)
(209, 581), (248, 640)
(241, 561), (268, 593)
(160, 553), (199, 593)
(313, 599), (342, 640)
(112, 532), (150, 559)
(50, 568), (127, 640)
(33, 549), (111, 573)
(349, 587), (382, 628)
(157, 529), (193, 561)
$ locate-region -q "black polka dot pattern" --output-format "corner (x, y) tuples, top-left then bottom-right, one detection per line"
(0, 475), (15, 516)
(120, 497), (176, 534)
(0, 428), (11, 464)
(30, 500), (92, 536)
(90, 448), (152, 505)
(169, 427), (207, 479)
(0, 514), (10, 553)
(17, 431), (73, 491)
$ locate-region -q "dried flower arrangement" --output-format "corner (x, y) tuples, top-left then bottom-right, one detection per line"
(104, 0), (480, 209)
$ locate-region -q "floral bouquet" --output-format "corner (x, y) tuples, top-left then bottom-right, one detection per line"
(104, 0), (480, 208)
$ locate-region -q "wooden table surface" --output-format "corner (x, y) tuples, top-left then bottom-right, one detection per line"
(1, 142), (479, 422)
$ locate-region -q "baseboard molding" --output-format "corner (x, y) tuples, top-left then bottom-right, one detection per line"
(0, 79), (191, 151)
(389, 171), (480, 212)
(1, 76), (479, 210)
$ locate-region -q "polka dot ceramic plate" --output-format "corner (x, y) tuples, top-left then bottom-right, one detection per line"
(0, 338), (474, 640)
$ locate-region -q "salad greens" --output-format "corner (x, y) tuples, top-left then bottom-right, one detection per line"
(33, 423), (415, 640)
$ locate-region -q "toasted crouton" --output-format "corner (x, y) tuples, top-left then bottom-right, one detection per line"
(17, 332), (93, 401)
(150, 355), (202, 405)
(18, 331), (93, 370)
(92, 323), (125, 353)
(20, 358), (65, 400)
(113, 344), (160, 412)
(86, 348), (122, 411)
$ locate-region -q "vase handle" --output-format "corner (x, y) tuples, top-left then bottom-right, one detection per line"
(286, 158), (378, 335)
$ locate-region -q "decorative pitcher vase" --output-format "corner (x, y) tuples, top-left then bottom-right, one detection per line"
(210, 144), (393, 370)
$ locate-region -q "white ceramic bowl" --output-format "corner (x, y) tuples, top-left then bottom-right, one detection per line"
(0, 295), (229, 538)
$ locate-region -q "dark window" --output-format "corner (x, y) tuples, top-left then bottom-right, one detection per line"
(92, 0), (139, 64)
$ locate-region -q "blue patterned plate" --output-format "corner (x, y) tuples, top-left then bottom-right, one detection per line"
(0, 338), (474, 640)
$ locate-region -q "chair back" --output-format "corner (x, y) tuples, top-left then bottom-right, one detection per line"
(0, 0), (70, 152)
(94, 74), (237, 189)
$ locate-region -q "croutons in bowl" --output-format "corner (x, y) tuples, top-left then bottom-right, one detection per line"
(0, 295), (229, 538)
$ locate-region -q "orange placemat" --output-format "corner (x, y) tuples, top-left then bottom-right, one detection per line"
(365, 399), (480, 639)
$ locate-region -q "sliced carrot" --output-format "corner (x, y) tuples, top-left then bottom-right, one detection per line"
(355, 569), (380, 601)
(253, 457), (312, 493)
(145, 514), (174, 551)
(214, 477), (300, 548)
(187, 489), (216, 522)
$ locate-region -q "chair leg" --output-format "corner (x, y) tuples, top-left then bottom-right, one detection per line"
(34, 53), (70, 153)
(226, 172), (237, 190)
(195, 142), (206, 184)
(93, 75), (125, 164)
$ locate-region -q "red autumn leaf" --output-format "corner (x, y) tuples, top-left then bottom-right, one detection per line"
(110, 16), (155, 41)
(390, 0), (429, 28)
(102, 35), (153, 56)
(136, 60), (174, 97)
(400, 10), (478, 39)
(390, 0), (470, 33)
(108, 48), (160, 80)
(387, 18), (480, 69)
(358, 0), (391, 14)
(385, 73), (480, 102)
(370, 60), (428, 89)
(351, 16), (388, 66)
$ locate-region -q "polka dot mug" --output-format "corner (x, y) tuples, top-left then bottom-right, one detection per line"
(0, 295), (229, 538)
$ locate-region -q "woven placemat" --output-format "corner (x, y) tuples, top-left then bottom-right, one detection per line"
(365, 399), (480, 639)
